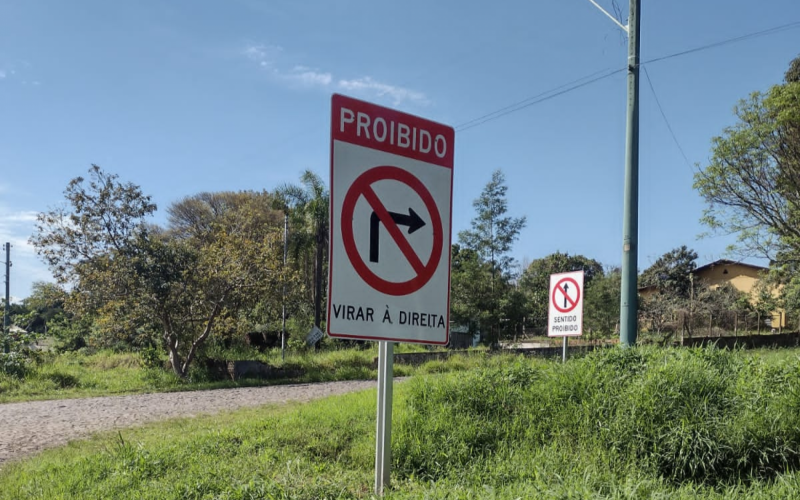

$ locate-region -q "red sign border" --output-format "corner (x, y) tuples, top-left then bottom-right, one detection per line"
(327, 94), (454, 345)
(340, 166), (443, 296)
(547, 270), (585, 338)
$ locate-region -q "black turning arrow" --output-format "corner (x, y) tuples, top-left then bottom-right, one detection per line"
(369, 208), (426, 263)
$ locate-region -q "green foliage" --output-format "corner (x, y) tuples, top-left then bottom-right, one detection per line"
(5, 348), (800, 498)
(639, 245), (698, 298)
(455, 170), (527, 343)
(584, 267), (621, 339)
(458, 170), (526, 275)
(519, 251), (605, 334)
(395, 346), (800, 488)
(694, 70), (800, 265)
(274, 170), (330, 329)
(0, 327), (42, 378)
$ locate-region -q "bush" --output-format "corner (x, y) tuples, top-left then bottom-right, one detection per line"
(393, 346), (800, 487)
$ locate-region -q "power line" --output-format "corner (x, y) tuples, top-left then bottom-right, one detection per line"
(643, 20), (800, 65)
(455, 68), (625, 132)
(454, 20), (800, 133)
(642, 66), (692, 170)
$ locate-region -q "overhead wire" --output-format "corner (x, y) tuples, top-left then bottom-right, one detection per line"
(642, 20), (800, 66)
(455, 20), (800, 133)
(455, 67), (625, 132)
(642, 65), (693, 170)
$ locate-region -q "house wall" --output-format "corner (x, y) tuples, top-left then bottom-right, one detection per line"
(695, 263), (786, 328)
(695, 263), (762, 294)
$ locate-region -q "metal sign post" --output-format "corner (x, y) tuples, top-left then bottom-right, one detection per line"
(328, 94), (454, 496)
(374, 341), (394, 495)
(562, 335), (567, 363)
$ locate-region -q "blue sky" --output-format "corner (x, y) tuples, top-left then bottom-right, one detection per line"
(1, 0), (799, 300)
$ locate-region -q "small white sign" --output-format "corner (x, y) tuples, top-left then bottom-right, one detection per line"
(306, 325), (324, 345)
(547, 270), (584, 337)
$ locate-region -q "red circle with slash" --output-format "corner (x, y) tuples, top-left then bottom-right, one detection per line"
(552, 277), (581, 313)
(341, 166), (443, 296)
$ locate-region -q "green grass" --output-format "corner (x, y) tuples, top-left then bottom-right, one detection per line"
(0, 347), (491, 403)
(3, 346), (800, 498)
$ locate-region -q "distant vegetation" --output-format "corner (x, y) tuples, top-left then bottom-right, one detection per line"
(0, 345), (493, 403)
(3, 347), (800, 499)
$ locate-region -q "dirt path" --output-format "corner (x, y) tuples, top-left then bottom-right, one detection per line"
(0, 380), (383, 468)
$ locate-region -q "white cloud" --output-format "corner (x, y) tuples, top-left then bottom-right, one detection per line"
(288, 66), (332, 86)
(241, 43), (428, 105)
(0, 70), (6, 79)
(337, 76), (428, 106)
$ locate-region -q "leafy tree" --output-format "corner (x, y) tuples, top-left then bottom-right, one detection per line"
(584, 267), (620, 340)
(458, 170), (527, 276)
(639, 246), (698, 298)
(274, 170), (329, 329)
(458, 170), (526, 344)
(694, 56), (800, 265)
(31, 166), (300, 377)
(449, 244), (494, 335)
(21, 281), (66, 334)
(30, 165), (157, 285)
(518, 252), (604, 335)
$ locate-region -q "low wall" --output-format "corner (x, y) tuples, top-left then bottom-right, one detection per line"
(377, 345), (603, 367)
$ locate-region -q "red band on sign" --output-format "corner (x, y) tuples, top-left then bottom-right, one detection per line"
(331, 94), (454, 169)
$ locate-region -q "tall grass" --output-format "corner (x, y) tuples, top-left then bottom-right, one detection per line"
(3, 346), (800, 498)
(0, 347), (492, 403)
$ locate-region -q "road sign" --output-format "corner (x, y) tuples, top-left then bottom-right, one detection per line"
(328, 94), (454, 345)
(548, 270), (584, 337)
(306, 325), (324, 346)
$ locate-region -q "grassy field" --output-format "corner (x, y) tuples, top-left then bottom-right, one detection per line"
(2, 346), (800, 498)
(0, 345), (488, 403)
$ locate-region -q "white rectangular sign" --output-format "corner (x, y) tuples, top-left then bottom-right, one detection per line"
(547, 270), (584, 337)
(327, 94), (454, 345)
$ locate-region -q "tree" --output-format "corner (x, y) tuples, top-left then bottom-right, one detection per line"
(459, 170), (527, 275)
(584, 267), (621, 340)
(20, 281), (66, 334)
(31, 166), (299, 377)
(30, 165), (157, 286)
(694, 56), (800, 265)
(639, 246), (698, 298)
(518, 252), (604, 335)
(449, 244), (494, 335)
(274, 170), (329, 329)
(458, 170), (526, 344)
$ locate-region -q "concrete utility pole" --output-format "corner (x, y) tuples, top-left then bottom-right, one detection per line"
(587, 0), (641, 346)
(3, 242), (10, 353)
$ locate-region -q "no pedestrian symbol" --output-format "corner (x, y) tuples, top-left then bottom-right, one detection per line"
(552, 277), (581, 313)
(341, 166), (443, 297)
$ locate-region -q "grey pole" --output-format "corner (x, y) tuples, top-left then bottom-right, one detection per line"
(374, 341), (394, 495)
(3, 243), (10, 354)
(282, 213), (288, 361)
(562, 336), (567, 363)
(619, 0), (641, 347)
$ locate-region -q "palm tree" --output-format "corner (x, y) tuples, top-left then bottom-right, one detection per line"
(275, 170), (329, 328)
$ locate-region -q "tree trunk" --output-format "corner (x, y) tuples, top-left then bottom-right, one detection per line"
(166, 336), (185, 378)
